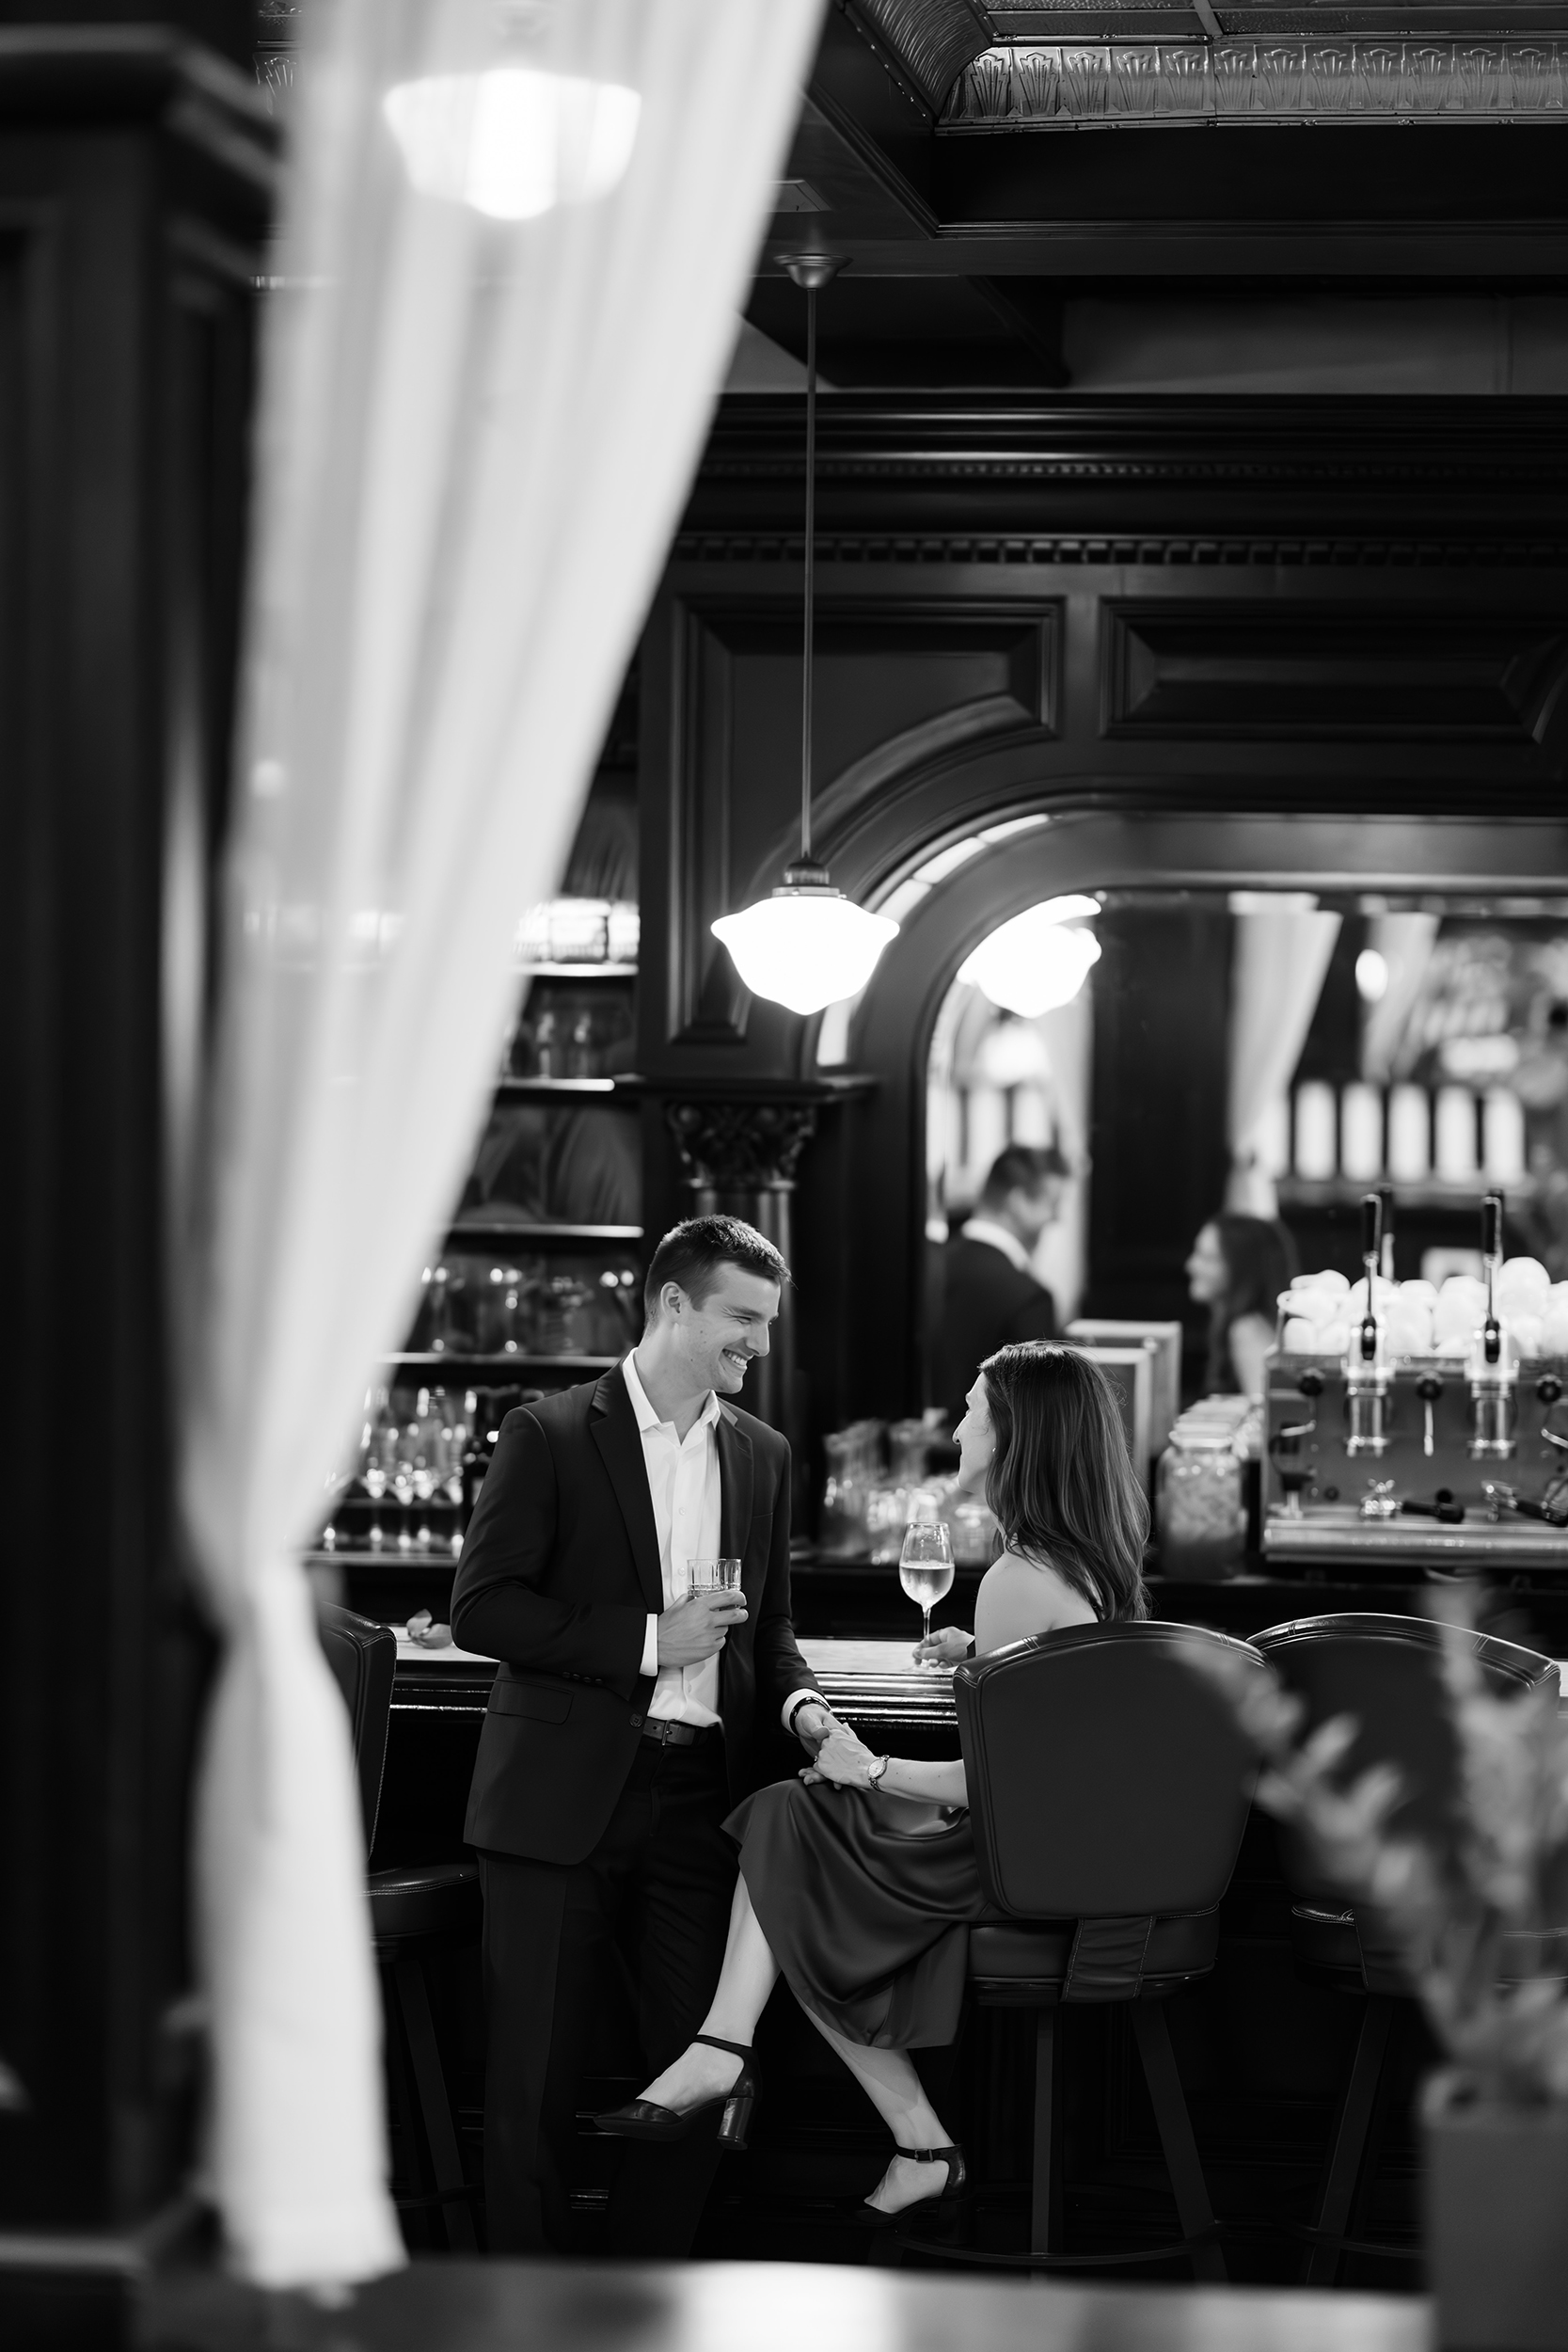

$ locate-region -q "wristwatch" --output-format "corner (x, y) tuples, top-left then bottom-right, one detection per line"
(866, 1754), (890, 1788)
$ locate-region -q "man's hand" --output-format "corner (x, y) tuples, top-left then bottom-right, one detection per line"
(790, 1702), (836, 1755)
(801, 1726), (880, 1789)
(656, 1588), (749, 1669)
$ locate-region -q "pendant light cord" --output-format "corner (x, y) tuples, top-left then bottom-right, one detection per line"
(800, 281), (817, 866)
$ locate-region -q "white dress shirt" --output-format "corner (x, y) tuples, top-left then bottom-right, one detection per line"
(961, 1216), (1036, 1277)
(623, 1353), (826, 1735)
(625, 1351), (724, 1725)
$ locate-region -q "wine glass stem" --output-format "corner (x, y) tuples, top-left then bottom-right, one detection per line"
(922, 1604), (932, 1648)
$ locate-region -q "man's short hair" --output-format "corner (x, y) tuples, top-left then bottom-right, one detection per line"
(642, 1215), (790, 1324)
(979, 1142), (1069, 1209)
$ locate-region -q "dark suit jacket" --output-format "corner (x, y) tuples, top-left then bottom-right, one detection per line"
(451, 1365), (816, 1866)
(932, 1233), (1058, 1430)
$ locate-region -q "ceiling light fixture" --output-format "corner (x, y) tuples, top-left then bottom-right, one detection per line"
(710, 254), (897, 1019)
(383, 67), (641, 222)
(958, 898), (1101, 1019)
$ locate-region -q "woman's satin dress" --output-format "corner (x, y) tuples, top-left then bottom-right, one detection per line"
(724, 1777), (984, 2050)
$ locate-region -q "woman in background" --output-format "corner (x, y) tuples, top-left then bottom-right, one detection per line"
(1186, 1212), (1297, 1402)
(594, 1343), (1148, 2222)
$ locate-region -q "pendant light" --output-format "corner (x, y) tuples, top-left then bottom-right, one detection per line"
(711, 254), (898, 1018)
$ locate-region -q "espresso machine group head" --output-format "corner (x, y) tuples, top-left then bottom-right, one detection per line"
(1345, 1190), (1392, 1457)
(1468, 1191), (1517, 1460)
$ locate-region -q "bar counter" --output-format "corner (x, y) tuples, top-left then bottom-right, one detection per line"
(363, 1603), (1549, 2282)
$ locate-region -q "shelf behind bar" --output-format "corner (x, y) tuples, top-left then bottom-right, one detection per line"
(517, 962), (637, 980)
(492, 1076), (617, 1096)
(1278, 1176), (1537, 1210)
(444, 1223), (643, 1246)
(384, 1352), (620, 1375)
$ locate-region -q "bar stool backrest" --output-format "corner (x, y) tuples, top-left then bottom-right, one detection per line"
(318, 1602), (397, 1851)
(1252, 1612), (1558, 1909)
(954, 1619), (1267, 1919)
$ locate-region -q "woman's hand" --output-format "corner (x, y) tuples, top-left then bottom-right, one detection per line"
(914, 1626), (974, 1667)
(800, 1726), (881, 1789)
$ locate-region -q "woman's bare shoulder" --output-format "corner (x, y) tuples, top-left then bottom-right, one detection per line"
(974, 1554), (1098, 1654)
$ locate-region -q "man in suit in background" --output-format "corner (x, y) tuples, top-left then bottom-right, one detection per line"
(451, 1215), (835, 2257)
(932, 1142), (1068, 1431)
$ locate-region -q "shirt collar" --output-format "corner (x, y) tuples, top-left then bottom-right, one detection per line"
(961, 1216), (1036, 1278)
(623, 1351), (721, 1438)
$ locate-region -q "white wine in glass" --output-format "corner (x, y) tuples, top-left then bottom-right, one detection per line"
(899, 1521), (955, 1664)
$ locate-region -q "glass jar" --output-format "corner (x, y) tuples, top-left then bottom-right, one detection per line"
(950, 1493), (997, 1565)
(820, 1429), (871, 1559)
(1156, 1431), (1246, 1581)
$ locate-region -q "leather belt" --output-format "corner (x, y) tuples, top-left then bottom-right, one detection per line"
(640, 1718), (721, 1749)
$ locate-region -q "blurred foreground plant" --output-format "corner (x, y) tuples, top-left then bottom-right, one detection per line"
(1196, 1597), (1568, 2106)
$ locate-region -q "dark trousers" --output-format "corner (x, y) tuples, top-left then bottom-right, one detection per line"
(480, 1737), (736, 2256)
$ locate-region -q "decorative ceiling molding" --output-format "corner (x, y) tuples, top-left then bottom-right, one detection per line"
(846, 0), (993, 110)
(943, 35), (1568, 120)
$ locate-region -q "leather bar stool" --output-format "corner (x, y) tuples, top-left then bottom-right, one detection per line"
(1253, 1611), (1564, 2286)
(318, 1603), (481, 2252)
(952, 1619), (1268, 2279)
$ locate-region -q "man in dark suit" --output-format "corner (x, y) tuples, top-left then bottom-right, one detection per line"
(932, 1143), (1068, 1430)
(451, 1215), (833, 2257)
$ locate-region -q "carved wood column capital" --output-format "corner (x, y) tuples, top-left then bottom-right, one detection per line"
(665, 1098), (818, 1193)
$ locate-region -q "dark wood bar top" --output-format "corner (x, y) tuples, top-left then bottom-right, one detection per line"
(143, 2255), (1428, 2352)
(389, 1632), (958, 1726)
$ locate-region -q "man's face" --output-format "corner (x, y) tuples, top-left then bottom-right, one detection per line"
(665, 1263), (780, 1396)
(1008, 1179), (1064, 1250)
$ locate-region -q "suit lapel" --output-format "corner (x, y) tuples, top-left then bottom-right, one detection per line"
(717, 1408), (752, 1567)
(590, 1368), (664, 1616)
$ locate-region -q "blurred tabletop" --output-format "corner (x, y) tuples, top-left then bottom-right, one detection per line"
(143, 2256), (1427, 2352)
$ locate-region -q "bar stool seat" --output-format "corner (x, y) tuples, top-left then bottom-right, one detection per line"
(318, 1604), (481, 2252)
(369, 1862), (482, 1943)
(947, 1620), (1268, 2280)
(970, 1910), (1220, 1998)
(1289, 1899), (1568, 1988)
(1254, 1611), (1562, 2286)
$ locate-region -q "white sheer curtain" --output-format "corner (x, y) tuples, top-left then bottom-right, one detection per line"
(1226, 895), (1342, 1217)
(1363, 911), (1442, 1082)
(181, 0), (822, 2288)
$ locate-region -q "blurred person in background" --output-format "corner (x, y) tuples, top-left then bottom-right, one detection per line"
(1186, 1212), (1298, 1402)
(932, 1144), (1067, 1432)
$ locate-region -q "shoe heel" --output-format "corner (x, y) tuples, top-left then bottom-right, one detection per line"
(717, 2086), (754, 2152)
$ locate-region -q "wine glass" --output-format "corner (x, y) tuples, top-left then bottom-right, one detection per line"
(899, 1520), (955, 1666)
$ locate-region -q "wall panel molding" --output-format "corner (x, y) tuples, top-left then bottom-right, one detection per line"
(1101, 604), (1568, 739)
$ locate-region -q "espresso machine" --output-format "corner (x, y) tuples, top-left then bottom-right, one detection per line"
(1262, 1191), (1568, 1567)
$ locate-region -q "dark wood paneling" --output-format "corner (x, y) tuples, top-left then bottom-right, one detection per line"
(661, 598), (1057, 1048)
(1102, 605), (1568, 741)
(1085, 907), (1233, 1360)
(0, 28), (268, 2316)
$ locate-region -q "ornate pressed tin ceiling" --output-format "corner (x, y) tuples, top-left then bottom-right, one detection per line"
(945, 37), (1568, 122)
(849, 0), (1568, 120)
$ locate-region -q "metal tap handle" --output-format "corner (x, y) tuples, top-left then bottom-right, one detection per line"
(1358, 1194), (1383, 1362)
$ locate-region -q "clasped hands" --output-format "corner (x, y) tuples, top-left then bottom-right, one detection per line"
(800, 1724), (883, 1790)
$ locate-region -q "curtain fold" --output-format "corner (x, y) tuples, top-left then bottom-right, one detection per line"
(181, 0), (823, 2286)
(1226, 899), (1342, 1218)
(1363, 911), (1442, 1082)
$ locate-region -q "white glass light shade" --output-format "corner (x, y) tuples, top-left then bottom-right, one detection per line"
(958, 900), (1101, 1020)
(712, 887), (899, 1017)
(383, 69), (641, 223)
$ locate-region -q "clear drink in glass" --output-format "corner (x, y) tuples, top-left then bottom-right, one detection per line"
(898, 1521), (955, 1664)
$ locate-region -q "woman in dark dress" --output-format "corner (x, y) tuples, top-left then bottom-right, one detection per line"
(597, 1343), (1149, 2221)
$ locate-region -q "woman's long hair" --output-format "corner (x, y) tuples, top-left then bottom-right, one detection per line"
(1203, 1213), (1298, 1392)
(980, 1343), (1149, 1622)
